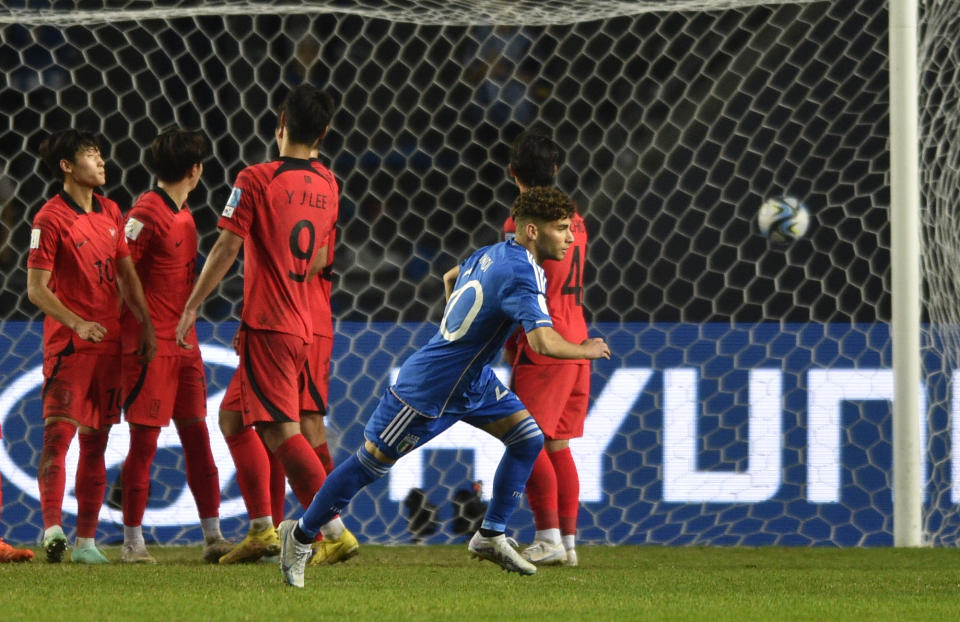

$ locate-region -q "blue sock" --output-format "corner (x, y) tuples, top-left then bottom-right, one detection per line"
(481, 417), (544, 533)
(298, 446), (390, 538)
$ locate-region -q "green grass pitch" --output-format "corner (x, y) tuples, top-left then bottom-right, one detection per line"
(2, 545), (960, 621)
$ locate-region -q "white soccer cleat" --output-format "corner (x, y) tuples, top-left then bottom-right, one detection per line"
(468, 532), (536, 575)
(520, 540), (567, 565)
(121, 543), (157, 564)
(278, 520), (313, 588)
(564, 548), (578, 567)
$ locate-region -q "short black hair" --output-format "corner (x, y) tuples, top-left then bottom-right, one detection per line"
(512, 186), (575, 225)
(509, 130), (562, 187)
(38, 129), (100, 181)
(151, 128), (209, 183)
(279, 84), (335, 146)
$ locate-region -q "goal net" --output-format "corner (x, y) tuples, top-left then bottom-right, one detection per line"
(919, 0), (960, 545)
(0, 0), (949, 547)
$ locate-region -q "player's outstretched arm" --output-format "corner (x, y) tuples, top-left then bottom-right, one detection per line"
(176, 228), (243, 349)
(116, 255), (157, 363)
(27, 267), (107, 343)
(525, 326), (610, 361)
(442, 264), (460, 301)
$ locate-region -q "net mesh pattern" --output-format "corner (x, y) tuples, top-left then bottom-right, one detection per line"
(2, 0), (954, 547)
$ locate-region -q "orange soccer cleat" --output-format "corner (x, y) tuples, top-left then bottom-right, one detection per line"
(0, 538), (34, 563)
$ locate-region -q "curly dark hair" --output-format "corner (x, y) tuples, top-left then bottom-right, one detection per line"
(511, 186), (575, 225)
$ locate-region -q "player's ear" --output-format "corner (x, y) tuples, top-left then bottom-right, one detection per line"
(59, 158), (72, 177)
(524, 220), (538, 240)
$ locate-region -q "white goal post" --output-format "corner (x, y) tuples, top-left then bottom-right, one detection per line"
(889, 0), (922, 547)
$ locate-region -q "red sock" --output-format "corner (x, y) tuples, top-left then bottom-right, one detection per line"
(548, 447), (580, 535)
(225, 428), (271, 520)
(76, 431), (109, 538)
(122, 426), (160, 527)
(274, 434), (325, 510)
(313, 441), (335, 474)
(38, 420), (76, 528)
(177, 420), (221, 519)
(267, 445), (286, 526)
(524, 449), (559, 531)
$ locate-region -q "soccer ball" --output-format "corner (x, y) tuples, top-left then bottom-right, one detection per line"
(757, 196), (810, 245)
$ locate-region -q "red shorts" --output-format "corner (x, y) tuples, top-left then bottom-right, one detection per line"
(299, 335), (332, 415)
(222, 334), (330, 417)
(234, 329), (307, 426)
(220, 371), (243, 413)
(511, 361), (590, 440)
(122, 347), (206, 427)
(42, 347), (122, 429)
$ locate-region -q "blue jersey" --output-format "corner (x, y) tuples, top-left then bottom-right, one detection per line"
(393, 239), (553, 417)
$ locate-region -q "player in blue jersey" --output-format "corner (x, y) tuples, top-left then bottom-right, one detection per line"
(277, 186), (610, 587)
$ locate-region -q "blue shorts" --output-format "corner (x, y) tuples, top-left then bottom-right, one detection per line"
(364, 374), (526, 461)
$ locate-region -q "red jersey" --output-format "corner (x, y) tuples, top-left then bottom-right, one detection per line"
(311, 227), (336, 339)
(504, 211), (589, 365)
(121, 188), (199, 352)
(218, 157), (339, 341)
(27, 191), (130, 355)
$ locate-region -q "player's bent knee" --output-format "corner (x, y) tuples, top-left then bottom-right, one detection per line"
(218, 409), (243, 435)
(502, 417), (544, 460)
(363, 440), (397, 466)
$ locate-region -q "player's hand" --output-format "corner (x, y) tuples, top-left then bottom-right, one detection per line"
(74, 320), (107, 343)
(580, 337), (611, 360)
(232, 328), (241, 355)
(176, 308), (197, 350)
(138, 323), (157, 363)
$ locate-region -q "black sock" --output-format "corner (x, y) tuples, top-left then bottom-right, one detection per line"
(479, 528), (502, 538)
(294, 524), (314, 545)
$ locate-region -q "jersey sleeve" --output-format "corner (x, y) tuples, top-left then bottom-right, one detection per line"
(109, 201), (131, 262)
(27, 210), (59, 271)
(218, 167), (258, 238)
(124, 209), (156, 264)
(500, 263), (553, 334)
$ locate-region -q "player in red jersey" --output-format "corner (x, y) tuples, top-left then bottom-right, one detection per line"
(176, 85), (344, 564)
(118, 128), (232, 564)
(0, 425), (33, 562)
(27, 129), (157, 564)
(217, 225), (350, 565)
(502, 131), (588, 567)
(217, 147), (345, 564)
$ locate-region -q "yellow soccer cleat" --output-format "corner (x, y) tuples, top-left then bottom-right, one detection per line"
(218, 526), (280, 564)
(308, 528), (359, 565)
